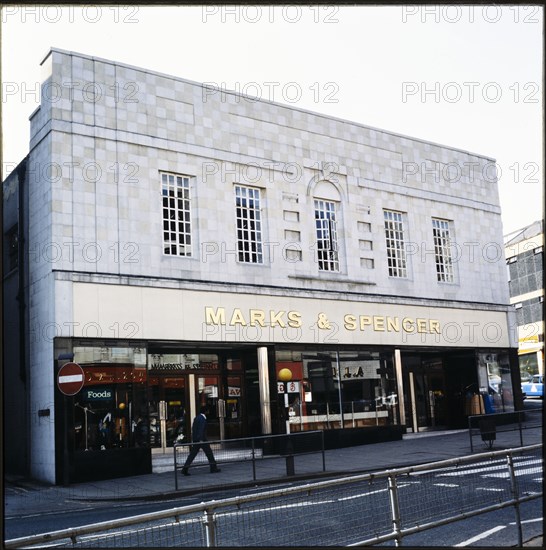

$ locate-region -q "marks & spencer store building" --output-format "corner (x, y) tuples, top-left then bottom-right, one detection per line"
(3, 49), (522, 484)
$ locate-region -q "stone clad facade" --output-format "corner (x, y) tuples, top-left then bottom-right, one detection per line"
(38, 49), (508, 299)
(3, 48), (520, 484)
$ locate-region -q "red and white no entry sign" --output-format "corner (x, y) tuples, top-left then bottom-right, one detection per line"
(57, 362), (85, 396)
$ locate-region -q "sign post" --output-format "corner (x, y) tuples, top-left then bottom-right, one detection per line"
(56, 360), (83, 486)
(277, 368), (293, 434)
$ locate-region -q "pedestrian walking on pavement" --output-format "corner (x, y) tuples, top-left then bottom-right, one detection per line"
(182, 405), (221, 475)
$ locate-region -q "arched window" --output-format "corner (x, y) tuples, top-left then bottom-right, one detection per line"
(312, 180), (341, 272)
(314, 199), (339, 272)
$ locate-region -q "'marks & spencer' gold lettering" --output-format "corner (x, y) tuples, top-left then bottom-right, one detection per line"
(205, 307), (441, 334)
(205, 307), (302, 328)
(343, 314), (441, 334)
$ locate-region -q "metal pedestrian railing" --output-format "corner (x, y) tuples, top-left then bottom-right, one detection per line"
(5, 443), (542, 548)
(468, 408), (543, 451)
(174, 430), (326, 490)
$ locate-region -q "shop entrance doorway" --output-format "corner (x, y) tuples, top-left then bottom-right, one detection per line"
(196, 374), (221, 440)
(147, 351), (246, 448)
(403, 355), (447, 432)
(194, 366), (245, 440)
(148, 375), (188, 449)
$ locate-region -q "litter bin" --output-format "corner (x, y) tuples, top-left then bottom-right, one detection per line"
(478, 417), (496, 449)
(285, 454), (295, 476)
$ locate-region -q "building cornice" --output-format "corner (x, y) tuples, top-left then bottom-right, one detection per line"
(53, 269), (512, 313)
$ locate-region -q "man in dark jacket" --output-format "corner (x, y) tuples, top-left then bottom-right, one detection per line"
(182, 405), (221, 475)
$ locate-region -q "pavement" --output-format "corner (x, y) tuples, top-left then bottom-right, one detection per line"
(4, 423), (543, 546)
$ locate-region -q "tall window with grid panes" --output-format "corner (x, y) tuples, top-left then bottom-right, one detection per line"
(383, 210), (407, 277)
(161, 173), (192, 256)
(432, 218), (454, 282)
(235, 185), (263, 264)
(314, 199), (339, 272)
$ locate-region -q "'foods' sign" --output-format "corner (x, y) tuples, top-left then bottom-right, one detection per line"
(84, 388), (113, 401)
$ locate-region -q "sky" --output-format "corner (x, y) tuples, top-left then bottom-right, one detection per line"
(1, 4), (543, 236)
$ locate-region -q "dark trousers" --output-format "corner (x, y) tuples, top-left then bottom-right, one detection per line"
(183, 441), (217, 470)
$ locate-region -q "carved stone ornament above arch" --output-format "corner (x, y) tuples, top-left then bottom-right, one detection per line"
(311, 179), (342, 202)
(307, 167), (345, 201)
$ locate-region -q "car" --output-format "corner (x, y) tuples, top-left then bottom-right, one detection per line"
(521, 374), (544, 398)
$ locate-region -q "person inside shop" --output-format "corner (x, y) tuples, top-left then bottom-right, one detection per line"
(289, 395), (301, 416)
(181, 406), (221, 476)
(99, 412), (113, 450)
(166, 414), (177, 445)
(175, 411), (186, 443)
(134, 416), (149, 447)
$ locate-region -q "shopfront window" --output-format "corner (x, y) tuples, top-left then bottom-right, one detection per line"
(275, 349), (397, 432)
(72, 346), (148, 451)
(147, 352), (220, 446)
(519, 352), (539, 380)
(226, 375), (242, 420)
(478, 352), (514, 413)
(338, 351), (397, 427)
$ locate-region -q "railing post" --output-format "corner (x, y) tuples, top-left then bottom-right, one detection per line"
(252, 437), (256, 481)
(204, 507), (217, 547)
(285, 434), (295, 476)
(321, 430), (326, 472)
(468, 416), (474, 453)
(174, 443), (179, 491)
(518, 411), (523, 447)
(388, 473), (403, 546)
(507, 453), (523, 547)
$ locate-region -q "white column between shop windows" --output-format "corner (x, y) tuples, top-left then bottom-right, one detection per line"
(394, 349), (405, 427)
(189, 374), (197, 425)
(335, 351), (344, 427)
(409, 371), (418, 433)
(257, 347), (272, 435)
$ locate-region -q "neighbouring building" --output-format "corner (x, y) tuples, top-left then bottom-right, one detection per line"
(504, 220), (544, 380)
(3, 48), (522, 484)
